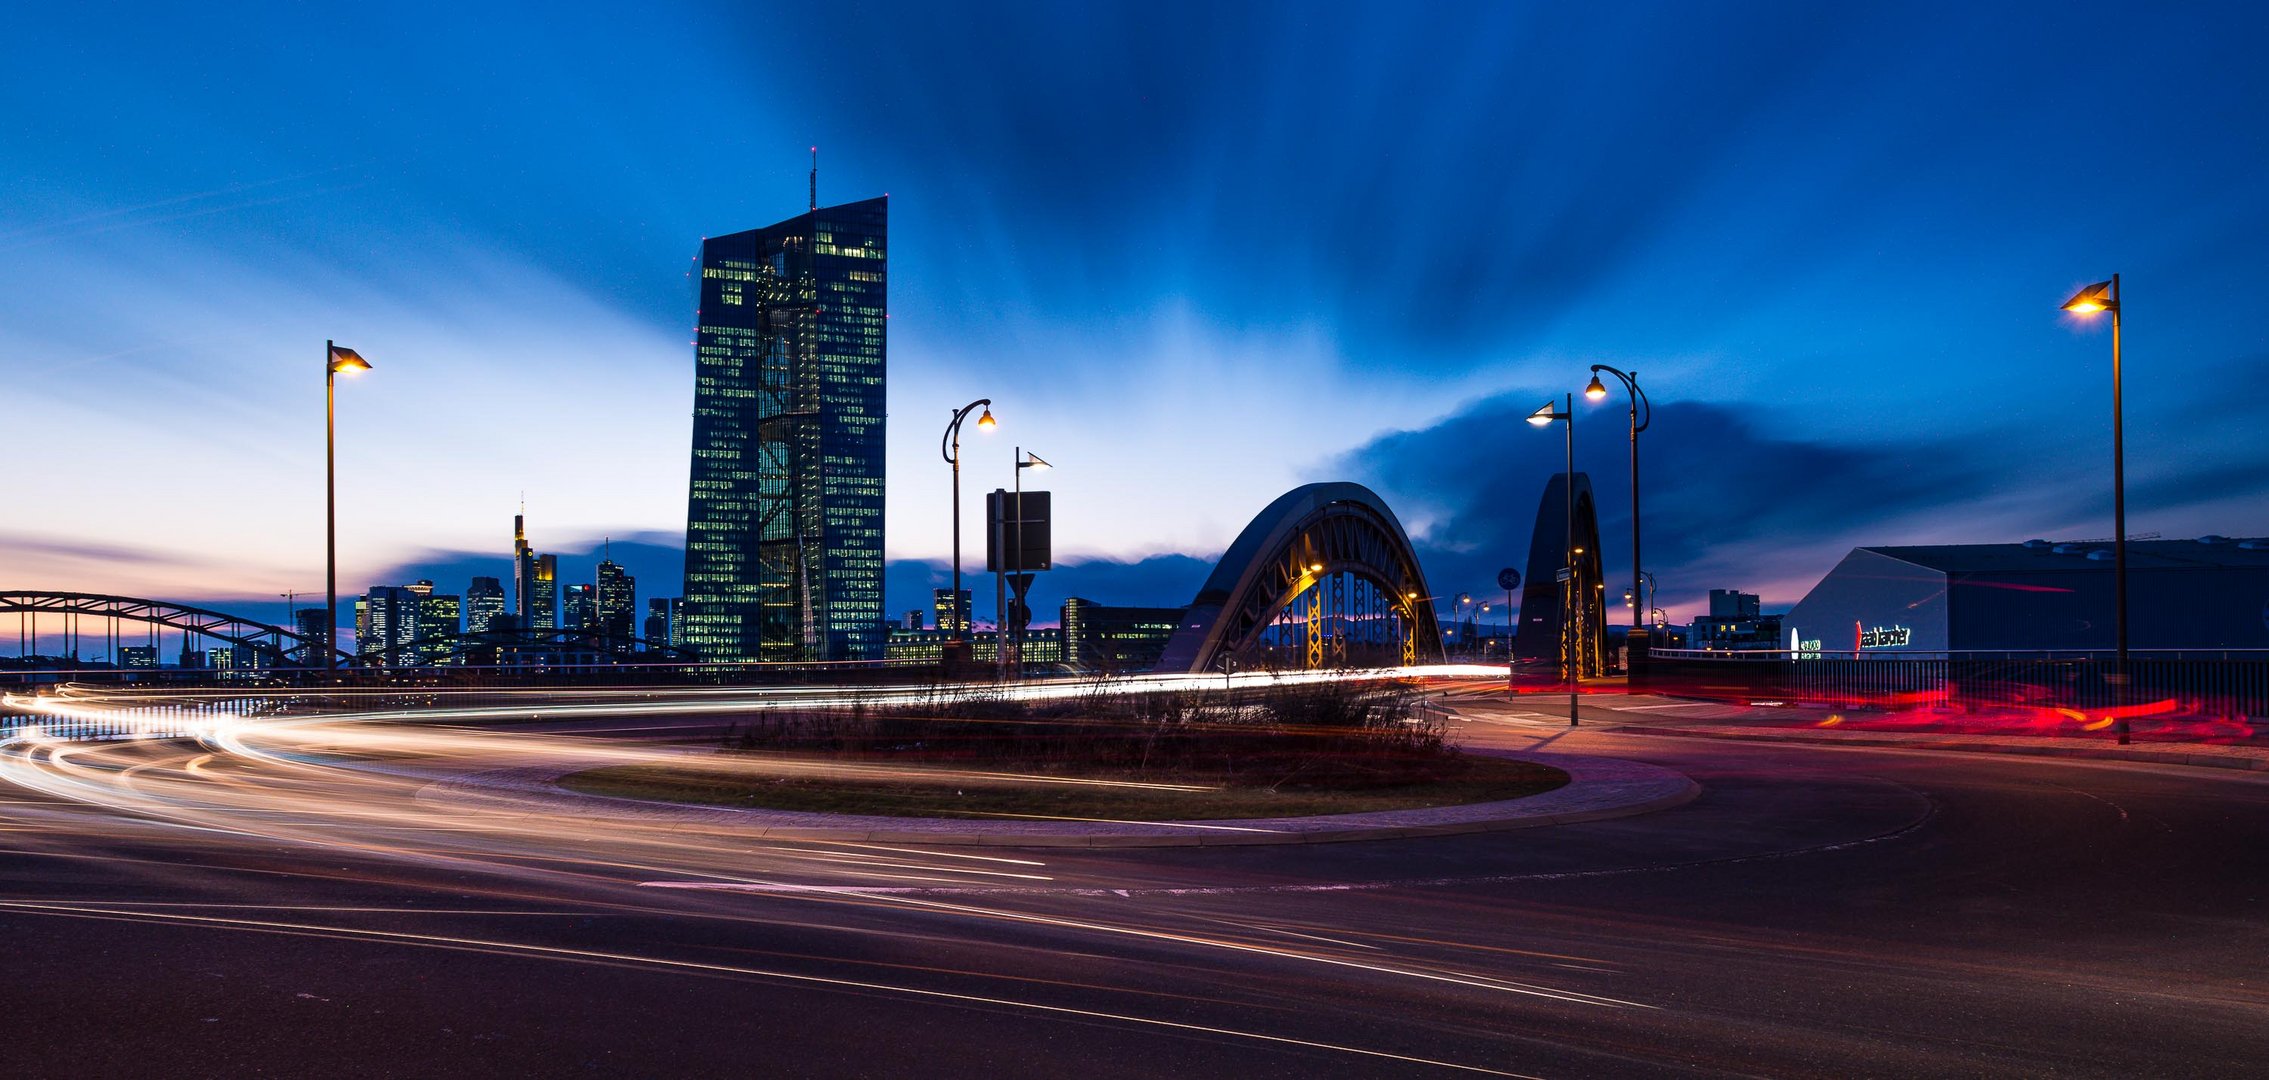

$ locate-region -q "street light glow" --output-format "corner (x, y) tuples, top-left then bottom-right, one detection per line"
(1526, 401), (1559, 426)
(1584, 374), (1608, 401)
(327, 345), (371, 375)
(2062, 281), (2114, 315)
(976, 408), (997, 431)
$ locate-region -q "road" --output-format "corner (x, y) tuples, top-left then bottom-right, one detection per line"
(1, 681), (2265, 1078)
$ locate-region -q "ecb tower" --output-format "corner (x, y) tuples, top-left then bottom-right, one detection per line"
(681, 195), (888, 662)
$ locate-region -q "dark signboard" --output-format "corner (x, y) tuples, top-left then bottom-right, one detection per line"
(986, 490), (1051, 573)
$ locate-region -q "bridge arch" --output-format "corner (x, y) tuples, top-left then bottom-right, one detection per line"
(1, 592), (347, 667)
(1155, 482), (1444, 674)
(1511, 473), (1608, 677)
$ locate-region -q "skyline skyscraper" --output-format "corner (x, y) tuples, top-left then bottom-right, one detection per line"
(682, 194), (889, 662)
(512, 514), (559, 630)
(466, 576), (506, 634)
(561, 583), (595, 633)
(596, 557), (636, 643)
(644, 597), (683, 650)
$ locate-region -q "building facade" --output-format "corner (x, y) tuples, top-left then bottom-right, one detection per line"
(465, 577), (506, 635)
(561, 584), (596, 633)
(1688, 589), (1785, 652)
(1786, 538), (2269, 656)
(644, 597), (683, 650)
(513, 515), (558, 630)
(682, 196), (888, 663)
(1061, 597), (1185, 671)
(932, 588), (971, 636)
(596, 559), (636, 642)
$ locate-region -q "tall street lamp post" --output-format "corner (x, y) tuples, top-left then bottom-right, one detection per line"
(1584, 365), (1651, 667)
(939, 399), (996, 645)
(2062, 276), (2131, 745)
(1528, 395), (1577, 726)
(324, 342), (371, 676)
(1013, 447), (1050, 677)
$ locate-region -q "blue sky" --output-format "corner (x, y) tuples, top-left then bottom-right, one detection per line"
(5, 1), (2267, 636)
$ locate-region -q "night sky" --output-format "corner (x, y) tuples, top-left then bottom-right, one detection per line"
(6, 2), (2267, 636)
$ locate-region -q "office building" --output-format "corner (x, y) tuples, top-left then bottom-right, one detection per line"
(905, 610), (925, 631)
(1689, 589), (1783, 652)
(293, 607), (330, 665)
(208, 645), (255, 673)
(645, 597), (683, 650)
(119, 646), (158, 669)
(562, 583), (596, 633)
(682, 194), (889, 662)
(358, 585), (421, 665)
(1061, 597), (1187, 671)
(933, 588), (972, 636)
(466, 577), (506, 635)
(885, 628), (1061, 666)
(513, 514), (558, 629)
(596, 558), (636, 642)
(416, 588), (462, 665)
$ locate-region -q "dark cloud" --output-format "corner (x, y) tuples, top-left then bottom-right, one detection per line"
(1328, 392), (2002, 610)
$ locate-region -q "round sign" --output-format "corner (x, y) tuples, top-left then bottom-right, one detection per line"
(1496, 568), (1521, 591)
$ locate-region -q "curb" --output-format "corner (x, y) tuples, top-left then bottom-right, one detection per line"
(418, 751), (1702, 849)
(1599, 724), (2269, 773)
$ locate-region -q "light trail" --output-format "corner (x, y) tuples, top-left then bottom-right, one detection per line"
(0, 898), (1548, 1078)
(0, 670), (1645, 1073)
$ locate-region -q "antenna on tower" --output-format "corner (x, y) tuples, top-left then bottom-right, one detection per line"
(809, 146), (818, 212)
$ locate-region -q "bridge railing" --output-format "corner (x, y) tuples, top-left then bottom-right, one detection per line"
(1632, 648), (2269, 719)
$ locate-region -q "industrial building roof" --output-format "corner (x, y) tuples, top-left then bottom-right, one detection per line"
(1866, 537), (2269, 573)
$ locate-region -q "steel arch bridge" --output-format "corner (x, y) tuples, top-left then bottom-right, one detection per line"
(1, 591), (349, 666)
(1154, 482), (1445, 674)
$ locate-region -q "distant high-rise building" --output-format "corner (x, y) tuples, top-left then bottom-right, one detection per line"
(359, 585), (420, 666)
(532, 555), (558, 629)
(933, 589), (972, 636)
(119, 646), (158, 670)
(417, 589), (462, 665)
(905, 610), (925, 631)
(596, 558), (636, 642)
(514, 514), (559, 629)
(293, 607), (330, 665)
(209, 644), (256, 672)
(644, 597), (683, 650)
(561, 583), (596, 633)
(466, 576), (507, 634)
(682, 194), (889, 663)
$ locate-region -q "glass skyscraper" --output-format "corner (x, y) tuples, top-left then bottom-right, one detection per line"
(683, 195), (888, 662)
(596, 559), (636, 643)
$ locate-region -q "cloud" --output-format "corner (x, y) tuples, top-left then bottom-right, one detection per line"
(1325, 392), (2014, 615)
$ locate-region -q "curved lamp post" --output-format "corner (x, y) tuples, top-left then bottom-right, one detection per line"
(325, 342), (371, 675)
(1527, 396), (1578, 726)
(1584, 365), (1651, 662)
(2062, 276), (2130, 744)
(939, 399), (996, 644)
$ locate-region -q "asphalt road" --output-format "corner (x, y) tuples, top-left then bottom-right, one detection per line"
(2, 686), (2265, 1078)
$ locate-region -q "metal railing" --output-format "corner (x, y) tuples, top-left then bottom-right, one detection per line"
(1633, 648), (2269, 719)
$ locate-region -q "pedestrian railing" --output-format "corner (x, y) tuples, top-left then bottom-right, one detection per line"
(1632, 648), (2269, 720)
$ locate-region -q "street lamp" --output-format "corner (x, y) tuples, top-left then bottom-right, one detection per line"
(1584, 365), (1651, 667)
(2062, 275), (2131, 744)
(940, 399), (996, 644)
(324, 342), (370, 675)
(1012, 447), (1050, 676)
(1528, 396), (1578, 726)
